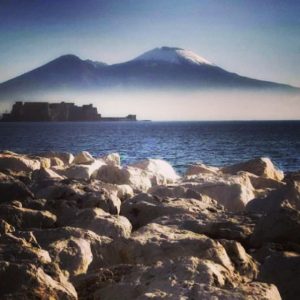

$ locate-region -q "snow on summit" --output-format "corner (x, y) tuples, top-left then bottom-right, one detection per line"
(133, 47), (213, 66)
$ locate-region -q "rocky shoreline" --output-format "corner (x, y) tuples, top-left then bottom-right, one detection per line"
(0, 150), (299, 299)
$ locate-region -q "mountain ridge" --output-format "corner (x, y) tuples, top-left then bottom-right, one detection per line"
(0, 47), (299, 100)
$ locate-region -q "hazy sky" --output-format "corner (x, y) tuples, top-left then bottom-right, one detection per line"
(0, 0), (299, 86)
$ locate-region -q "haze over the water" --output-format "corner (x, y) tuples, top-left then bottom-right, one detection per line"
(0, 90), (297, 121)
(0, 0), (299, 120)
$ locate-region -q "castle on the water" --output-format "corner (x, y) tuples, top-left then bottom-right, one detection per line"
(1, 102), (136, 122)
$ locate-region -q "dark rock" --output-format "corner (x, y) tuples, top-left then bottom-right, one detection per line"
(0, 204), (57, 229)
(258, 251), (300, 300)
(120, 192), (217, 230)
(0, 172), (34, 203)
(0, 261), (77, 299)
(250, 207), (300, 248)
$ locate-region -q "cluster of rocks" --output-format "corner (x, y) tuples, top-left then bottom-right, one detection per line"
(0, 150), (299, 299)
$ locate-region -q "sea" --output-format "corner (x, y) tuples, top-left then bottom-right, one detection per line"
(0, 121), (299, 174)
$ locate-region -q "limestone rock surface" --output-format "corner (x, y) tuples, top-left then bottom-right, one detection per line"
(73, 151), (95, 165)
(0, 152), (297, 299)
(222, 157), (284, 181)
(130, 158), (180, 184)
(0, 153), (41, 173)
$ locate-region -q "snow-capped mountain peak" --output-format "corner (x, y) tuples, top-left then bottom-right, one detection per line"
(133, 47), (213, 66)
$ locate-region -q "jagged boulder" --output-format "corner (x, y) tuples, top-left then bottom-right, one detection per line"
(40, 151), (75, 165)
(48, 237), (93, 277)
(63, 159), (106, 180)
(117, 223), (233, 269)
(98, 165), (152, 192)
(219, 239), (258, 279)
(116, 184), (134, 200)
(32, 226), (117, 269)
(34, 180), (122, 215)
(49, 157), (65, 167)
(0, 262), (77, 299)
(97, 165), (126, 184)
(153, 211), (257, 245)
(252, 179), (300, 212)
(34, 181), (78, 200)
(181, 173), (255, 212)
(82, 179), (130, 199)
(0, 153), (41, 173)
(0, 232), (51, 265)
(100, 153), (121, 166)
(130, 158), (180, 184)
(0, 229), (77, 299)
(73, 151), (95, 164)
(32, 167), (64, 182)
(185, 163), (219, 176)
(244, 171), (285, 190)
(121, 193), (217, 229)
(0, 204), (57, 229)
(36, 157), (51, 169)
(76, 257), (279, 300)
(65, 208), (132, 239)
(222, 157), (284, 181)
(79, 188), (121, 215)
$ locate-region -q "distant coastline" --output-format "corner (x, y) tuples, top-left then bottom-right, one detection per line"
(1, 101), (137, 122)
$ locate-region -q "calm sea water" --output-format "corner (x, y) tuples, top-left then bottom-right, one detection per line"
(0, 121), (299, 173)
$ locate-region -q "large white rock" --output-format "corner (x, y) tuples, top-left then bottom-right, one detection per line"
(97, 165), (127, 184)
(185, 163), (219, 176)
(32, 226), (116, 269)
(122, 166), (153, 191)
(41, 151), (75, 165)
(222, 157), (284, 181)
(0, 153), (41, 173)
(97, 165), (152, 192)
(243, 171), (285, 190)
(49, 157), (65, 167)
(73, 151), (95, 165)
(66, 208), (132, 239)
(117, 223), (233, 269)
(64, 159), (106, 180)
(32, 167), (64, 181)
(116, 184), (134, 200)
(129, 159), (180, 184)
(100, 153), (121, 166)
(35, 157), (51, 169)
(181, 173), (255, 212)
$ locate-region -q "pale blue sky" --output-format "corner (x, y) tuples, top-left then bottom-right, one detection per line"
(0, 0), (299, 86)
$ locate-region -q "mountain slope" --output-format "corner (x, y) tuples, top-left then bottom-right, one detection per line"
(0, 55), (108, 97)
(0, 47), (298, 100)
